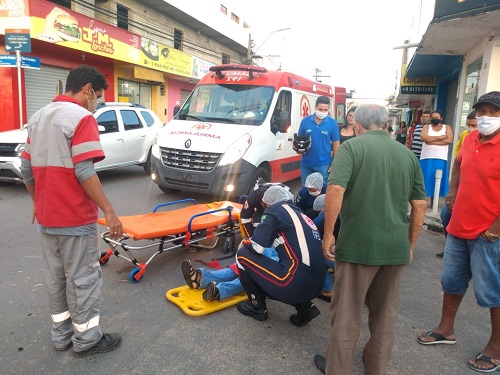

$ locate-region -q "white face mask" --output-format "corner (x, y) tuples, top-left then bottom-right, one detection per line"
(86, 89), (98, 112)
(476, 116), (500, 136)
(308, 190), (321, 197)
(315, 111), (328, 120)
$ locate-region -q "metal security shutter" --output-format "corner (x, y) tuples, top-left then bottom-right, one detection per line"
(25, 65), (71, 119)
(444, 79), (458, 131)
(180, 89), (191, 106)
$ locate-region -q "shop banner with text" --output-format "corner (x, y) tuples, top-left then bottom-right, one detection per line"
(0, 0), (30, 33)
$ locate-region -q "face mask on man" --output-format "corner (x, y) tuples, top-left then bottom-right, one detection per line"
(86, 89), (98, 112)
(308, 190), (321, 197)
(430, 118), (441, 126)
(476, 116), (500, 136)
(421, 117), (430, 125)
(315, 111), (328, 120)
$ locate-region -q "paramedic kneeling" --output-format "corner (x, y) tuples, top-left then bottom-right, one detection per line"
(236, 186), (326, 326)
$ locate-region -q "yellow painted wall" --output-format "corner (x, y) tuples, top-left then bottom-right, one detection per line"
(113, 65), (168, 124)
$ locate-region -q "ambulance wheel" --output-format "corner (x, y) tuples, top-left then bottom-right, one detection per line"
(129, 268), (143, 283)
(99, 251), (109, 265)
(249, 167), (270, 193)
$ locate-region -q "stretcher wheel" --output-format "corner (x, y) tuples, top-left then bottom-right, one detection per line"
(129, 267), (143, 283)
(99, 250), (112, 265)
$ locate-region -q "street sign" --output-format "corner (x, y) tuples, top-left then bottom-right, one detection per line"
(0, 54), (17, 67)
(0, 54), (40, 69)
(21, 55), (40, 70)
(5, 29), (31, 53)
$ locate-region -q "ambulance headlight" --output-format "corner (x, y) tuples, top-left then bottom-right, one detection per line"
(219, 134), (252, 166)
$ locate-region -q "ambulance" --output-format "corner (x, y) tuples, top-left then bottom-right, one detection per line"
(150, 64), (346, 197)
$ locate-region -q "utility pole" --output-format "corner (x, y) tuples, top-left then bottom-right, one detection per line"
(246, 33), (253, 65)
(314, 68), (330, 83)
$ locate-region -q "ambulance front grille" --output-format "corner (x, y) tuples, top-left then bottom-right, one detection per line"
(160, 147), (222, 171)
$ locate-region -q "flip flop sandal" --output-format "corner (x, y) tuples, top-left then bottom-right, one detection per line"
(181, 260), (201, 289)
(467, 353), (500, 373)
(416, 331), (456, 345)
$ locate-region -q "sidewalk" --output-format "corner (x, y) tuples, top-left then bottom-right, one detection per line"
(411, 197), (445, 233)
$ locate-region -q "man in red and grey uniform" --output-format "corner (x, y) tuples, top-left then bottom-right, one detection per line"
(240, 181), (292, 238)
(21, 65), (122, 358)
(236, 185), (326, 326)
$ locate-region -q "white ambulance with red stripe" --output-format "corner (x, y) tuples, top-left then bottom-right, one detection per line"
(150, 64), (346, 197)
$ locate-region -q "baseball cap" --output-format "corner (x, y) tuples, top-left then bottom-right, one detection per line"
(472, 91), (500, 110)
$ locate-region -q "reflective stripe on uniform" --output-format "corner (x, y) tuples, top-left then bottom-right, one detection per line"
(72, 315), (99, 333)
(51, 310), (71, 323)
(282, 204), (310, 266)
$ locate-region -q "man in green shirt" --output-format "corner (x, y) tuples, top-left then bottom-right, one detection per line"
(314, 104), (427, 374)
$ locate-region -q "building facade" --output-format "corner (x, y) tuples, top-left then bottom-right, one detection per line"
(395, 0), (500, 156)
(0, 0), (250, 131)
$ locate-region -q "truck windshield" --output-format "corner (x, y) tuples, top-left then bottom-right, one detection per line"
(176, 84), (275, 126)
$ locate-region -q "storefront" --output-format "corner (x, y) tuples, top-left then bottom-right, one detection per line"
(403, 0), (500, 152)
(0, 0), (220, 132)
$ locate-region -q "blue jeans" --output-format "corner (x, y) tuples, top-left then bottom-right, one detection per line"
(323, 259), (336, 292)
(441, 234), (500, 308)
(199, 247), (279, 301)
(440, 204), (452, 235)
(300, 163), (330, 186)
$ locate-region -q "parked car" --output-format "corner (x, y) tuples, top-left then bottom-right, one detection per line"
(0, 103), (163, 185)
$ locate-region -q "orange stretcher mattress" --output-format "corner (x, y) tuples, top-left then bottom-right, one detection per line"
(97, 201), (242, 240)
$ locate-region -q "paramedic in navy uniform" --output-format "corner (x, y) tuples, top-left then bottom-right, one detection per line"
(240, 182), (292, 238)
(296, 95), (340, 185)
(236, 186), (326, 327)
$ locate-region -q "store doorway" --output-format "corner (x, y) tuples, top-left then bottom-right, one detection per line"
(118, 79), (152, 108)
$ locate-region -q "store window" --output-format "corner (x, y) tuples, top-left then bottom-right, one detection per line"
(174, 29), (183, 51)
(49, 0), (71, 9)
(117, 4), (129, 30)
(459, 56), (482, 130)
(118, 79), (152, 108)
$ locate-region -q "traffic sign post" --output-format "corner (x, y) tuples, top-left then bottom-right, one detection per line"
(16, 50), (23, 128)
(5, 29), (31, 53)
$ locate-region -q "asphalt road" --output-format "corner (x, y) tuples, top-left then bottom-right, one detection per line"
(0, 167), (490, 375)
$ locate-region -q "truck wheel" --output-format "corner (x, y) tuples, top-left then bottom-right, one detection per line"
(159, 186), (181, 194)
(143, 149), (152, 175)
(248, 166), (270, 193)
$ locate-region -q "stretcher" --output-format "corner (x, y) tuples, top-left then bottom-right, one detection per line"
(97, 199), (242, 283)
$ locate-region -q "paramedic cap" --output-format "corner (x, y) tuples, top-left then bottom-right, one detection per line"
(262, 185), (293, 205)
(313, 194), (326, 212)
(472, 91), (500, 110)
(305, 172), (323, 189)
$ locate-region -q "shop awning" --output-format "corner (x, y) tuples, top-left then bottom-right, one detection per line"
(134, 66), (165, 83)
(405, 54), (463, 82)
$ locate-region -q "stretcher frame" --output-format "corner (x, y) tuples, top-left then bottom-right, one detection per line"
(98, 198), (240, 283)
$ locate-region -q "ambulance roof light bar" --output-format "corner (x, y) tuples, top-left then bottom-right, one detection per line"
(209, 64), (267, 80)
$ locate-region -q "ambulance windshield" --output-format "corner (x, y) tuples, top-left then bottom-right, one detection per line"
(176, 84), (275, 126)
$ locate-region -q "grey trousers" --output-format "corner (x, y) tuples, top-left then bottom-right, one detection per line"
(325, 261), (404, 375)
(41, 232), (103, 351)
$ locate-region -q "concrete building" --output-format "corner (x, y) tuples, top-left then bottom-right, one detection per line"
(394, 0), (500, 155)
(0, 0), (251, 131)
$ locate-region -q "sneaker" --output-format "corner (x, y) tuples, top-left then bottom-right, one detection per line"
(236, 301), (268, 321)
(290, 303), (320, 327)
(436, 251), (444, 258)
(202, 281), (220, 301)
(53, 341), (73, 352)
(73, 333), (121, 358)
(313, 354), (326, 374)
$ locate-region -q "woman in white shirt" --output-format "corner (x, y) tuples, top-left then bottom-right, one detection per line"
(419, 111), (453, 204)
